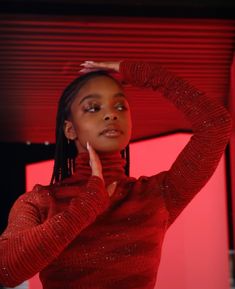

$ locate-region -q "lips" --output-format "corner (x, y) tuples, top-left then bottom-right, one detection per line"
(101, 126), (123, 135)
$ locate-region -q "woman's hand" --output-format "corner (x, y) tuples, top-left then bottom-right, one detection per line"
(86, 142), (117, 197)
(79, 61), (121, 74)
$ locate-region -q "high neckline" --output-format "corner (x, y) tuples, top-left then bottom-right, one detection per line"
(73, 151), (127, 186)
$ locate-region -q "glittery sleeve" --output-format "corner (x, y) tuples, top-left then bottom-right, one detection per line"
(119, 60), (233, 228)
(0, 175), (110, 287)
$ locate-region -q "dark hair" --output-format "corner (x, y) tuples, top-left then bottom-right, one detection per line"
(50, 70), (130, 185)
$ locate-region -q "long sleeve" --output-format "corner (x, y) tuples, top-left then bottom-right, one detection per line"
(119, 60), (233, 228)
(0, 176), (110, 287)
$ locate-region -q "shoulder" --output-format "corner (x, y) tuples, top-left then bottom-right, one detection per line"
(11, 183), (53, 211)
(6, 185), (46, 224)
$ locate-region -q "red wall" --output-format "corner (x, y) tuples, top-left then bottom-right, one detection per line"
(26, 133), (230, 289)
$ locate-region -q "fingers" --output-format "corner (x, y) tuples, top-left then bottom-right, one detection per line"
(79, 61), (105, 73)
(86, 141), (104, 182)
(86, 142), (118, 198)
(80, 61), (103, 69)
(106, 181), (118, 197)
(80, 61), (99, 66)
(79, 61), (120, 73)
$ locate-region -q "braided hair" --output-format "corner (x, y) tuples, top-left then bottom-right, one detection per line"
(50, 70), (130, 185)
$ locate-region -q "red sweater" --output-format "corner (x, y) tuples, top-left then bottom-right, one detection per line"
(0, 61), (232, 289)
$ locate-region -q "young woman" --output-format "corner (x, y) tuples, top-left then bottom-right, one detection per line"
(0, 60), (232, 289)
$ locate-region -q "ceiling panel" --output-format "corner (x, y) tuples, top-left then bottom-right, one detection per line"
(1, 15), (234, 143)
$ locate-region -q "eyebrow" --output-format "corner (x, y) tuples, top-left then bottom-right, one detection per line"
(79, 92), (126, 105)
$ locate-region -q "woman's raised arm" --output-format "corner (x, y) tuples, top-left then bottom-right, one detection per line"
(118, 60), (232, 228)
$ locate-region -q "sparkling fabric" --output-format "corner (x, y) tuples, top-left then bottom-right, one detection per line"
(73, 150), (128, 187)
(0, 60), (232, 289)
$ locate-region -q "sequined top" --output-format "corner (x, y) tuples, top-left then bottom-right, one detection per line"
(0, 61), (232, 289)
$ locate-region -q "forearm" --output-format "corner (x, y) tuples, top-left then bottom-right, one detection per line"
(119, 60), (232, 132)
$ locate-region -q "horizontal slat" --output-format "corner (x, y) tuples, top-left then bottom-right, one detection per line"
(0, 16), (234, 143)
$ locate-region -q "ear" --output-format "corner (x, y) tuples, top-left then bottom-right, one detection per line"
(63, 120), (77, 140)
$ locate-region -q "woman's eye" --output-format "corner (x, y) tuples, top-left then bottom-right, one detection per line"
(84, 103), (127, 113)
(84, 105), (100, 113)
(116, 104), (127, 111)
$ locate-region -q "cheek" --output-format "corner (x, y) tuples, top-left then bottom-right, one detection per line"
(73, 116), (98, 137)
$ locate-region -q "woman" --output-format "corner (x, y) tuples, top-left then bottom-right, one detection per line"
(0, 60), (232, 289)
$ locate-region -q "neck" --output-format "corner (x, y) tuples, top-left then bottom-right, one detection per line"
(73, 150), (127, 186)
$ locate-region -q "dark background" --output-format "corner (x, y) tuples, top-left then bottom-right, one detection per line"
(1, 0), (235, 18)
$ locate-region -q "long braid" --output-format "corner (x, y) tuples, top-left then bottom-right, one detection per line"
(50, 86), (78, 185)
(125, 144), (130, 176)
(121, 144), (130, 177)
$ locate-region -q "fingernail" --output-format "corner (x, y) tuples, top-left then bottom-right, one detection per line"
(85, 61), (94, 63)
(86, 141), (90, 150)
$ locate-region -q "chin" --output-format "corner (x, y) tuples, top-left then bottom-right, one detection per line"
(95, 142), (127, 153)
(96, 147), (122, 154)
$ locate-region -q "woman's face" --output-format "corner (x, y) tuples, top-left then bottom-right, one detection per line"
(63, 75), (132, 153)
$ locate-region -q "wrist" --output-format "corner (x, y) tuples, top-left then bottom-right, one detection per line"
(116, 60), (123, 72)
(91, 174), (104, 183)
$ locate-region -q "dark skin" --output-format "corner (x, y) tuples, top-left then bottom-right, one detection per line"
(63, 61), (131, 196)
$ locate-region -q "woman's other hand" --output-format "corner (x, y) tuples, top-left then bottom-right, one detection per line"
(79, 61), (121, 74)
(86, 141), (117, 197)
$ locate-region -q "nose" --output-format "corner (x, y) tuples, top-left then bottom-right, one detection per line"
(103, 111), (118, 121)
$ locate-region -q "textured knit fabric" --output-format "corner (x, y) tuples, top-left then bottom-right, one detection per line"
(0, 61), (232, 289)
